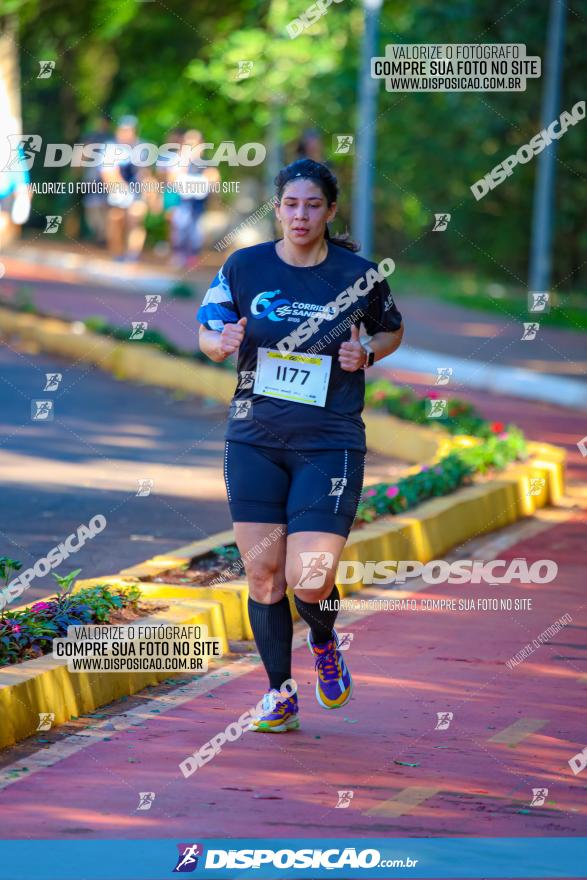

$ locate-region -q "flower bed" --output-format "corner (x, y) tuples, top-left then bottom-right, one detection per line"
(0, 565), (153, 668)
(141, 428), (528, 584)
(356, 428), (526, 523)
(0, 301), (534, 435)
(366, 379), (510, 438)
(80, 314), (525, 442)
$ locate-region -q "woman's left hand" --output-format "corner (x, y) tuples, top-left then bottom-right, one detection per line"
(338, 325), (367, 372)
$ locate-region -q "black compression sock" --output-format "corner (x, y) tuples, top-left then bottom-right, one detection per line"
(294, 584), (340, 645)
(247, 595), (293, 692)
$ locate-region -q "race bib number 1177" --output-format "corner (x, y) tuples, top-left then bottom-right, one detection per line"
(253, 348), (332, 407)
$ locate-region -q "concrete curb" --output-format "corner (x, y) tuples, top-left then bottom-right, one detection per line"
(381, 344), (587, 411)
(0, 599), (229, 750)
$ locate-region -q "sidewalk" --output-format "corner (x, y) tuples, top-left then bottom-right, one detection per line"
(394, 293), (587, 394)
(0, 508), (585, 839)
(1, 239), (218, 294)
(381, 345), (587, 409)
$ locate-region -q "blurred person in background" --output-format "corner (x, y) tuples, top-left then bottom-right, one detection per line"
(157, 126), (186, 251)
(169, 128), (220, 269)
(101, 115), (148, 262)
(0, 126), (32, 248)
(81, 114), (113, 245)
(296, 128), (324, 163)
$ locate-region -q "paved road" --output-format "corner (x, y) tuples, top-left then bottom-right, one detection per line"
(0, 343), (232, 604)
(1, 316), (585, 612)
(0, 259), (585, 854)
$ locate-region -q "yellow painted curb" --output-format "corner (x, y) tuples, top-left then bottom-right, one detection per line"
(118, 530), (236, 579)
(0, 307), (567, 478)
(363, 409), (450, 463)
(73, 448), (564, 653)
(70, 577), (252, 642)
(0, 598), (229, 750)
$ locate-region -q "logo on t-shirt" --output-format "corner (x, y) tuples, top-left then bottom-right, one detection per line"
(251, 289), (292, 321)
(251, 289), (338, 324)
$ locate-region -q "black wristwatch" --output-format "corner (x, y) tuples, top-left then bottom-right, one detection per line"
(361, 342), (375, 369)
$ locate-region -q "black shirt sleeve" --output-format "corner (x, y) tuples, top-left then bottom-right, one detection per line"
(362, 275), (403, 336)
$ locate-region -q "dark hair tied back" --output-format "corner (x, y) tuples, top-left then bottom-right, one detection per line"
(275, 159), (360, 252)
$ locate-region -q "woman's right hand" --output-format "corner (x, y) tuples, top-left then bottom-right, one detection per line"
(219, 317), (247, 358)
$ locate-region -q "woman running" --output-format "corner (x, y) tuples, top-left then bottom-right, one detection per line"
(197, 159), (403, 732)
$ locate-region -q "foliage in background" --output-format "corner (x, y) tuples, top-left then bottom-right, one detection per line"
(9, 0), (586, 289)
(394, 266), (587, 331)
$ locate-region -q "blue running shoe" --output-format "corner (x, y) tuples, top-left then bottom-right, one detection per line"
(308, 629), (353, 709)
(248, 690), (300, 733)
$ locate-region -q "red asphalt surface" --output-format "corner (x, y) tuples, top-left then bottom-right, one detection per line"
(1, 508), (585, 840)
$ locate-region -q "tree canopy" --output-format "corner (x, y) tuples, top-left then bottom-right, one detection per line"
(5, 0), (586, 287)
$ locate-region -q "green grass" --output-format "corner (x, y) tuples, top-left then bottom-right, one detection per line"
(393, 265), (587, 331)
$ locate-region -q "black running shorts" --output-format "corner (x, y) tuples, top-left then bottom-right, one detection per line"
(223, 440), (365, 537)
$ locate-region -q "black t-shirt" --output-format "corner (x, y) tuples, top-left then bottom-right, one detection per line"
(196, 240), (402, 452)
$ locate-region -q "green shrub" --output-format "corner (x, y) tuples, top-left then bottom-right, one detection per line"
(365, 379), (500, 438)
(0, 570), (143, 668)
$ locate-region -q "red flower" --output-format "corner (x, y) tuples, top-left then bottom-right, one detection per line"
(491, 421), (504, 433)
(426, 391), (439, 399)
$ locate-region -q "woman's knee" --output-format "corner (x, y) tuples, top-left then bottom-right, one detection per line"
(286, 557), (337, 601)
(245, 558), (286, 603)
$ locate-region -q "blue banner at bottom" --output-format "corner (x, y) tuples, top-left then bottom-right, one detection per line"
(0, 838), (585, 879)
